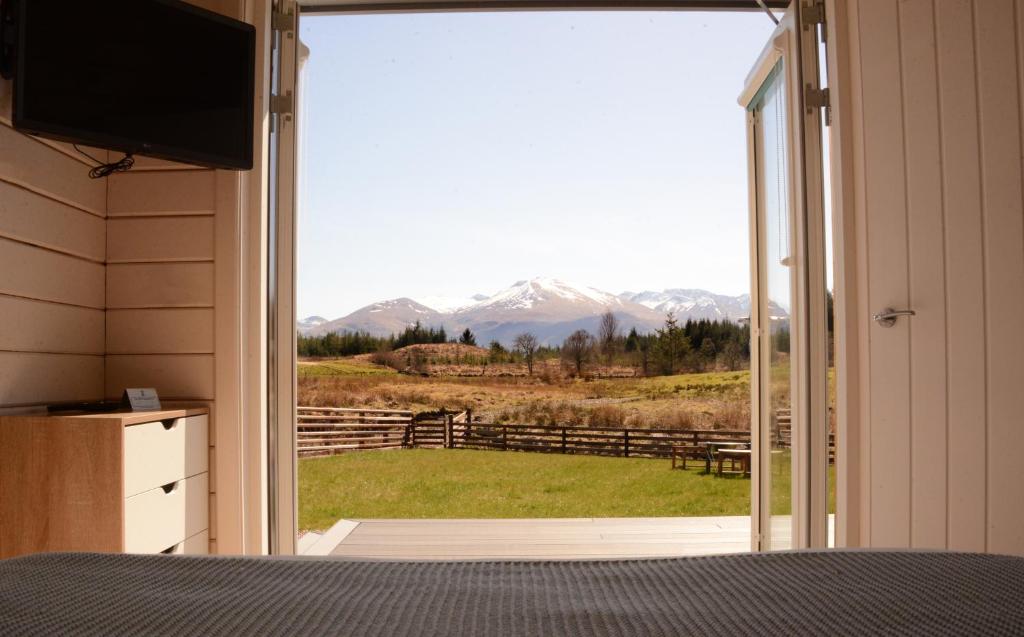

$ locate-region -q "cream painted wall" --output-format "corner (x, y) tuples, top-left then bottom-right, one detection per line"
(833, 0), (1024, 555)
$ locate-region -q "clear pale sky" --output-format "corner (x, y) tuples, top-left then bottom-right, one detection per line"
(297, 11), (777, 319)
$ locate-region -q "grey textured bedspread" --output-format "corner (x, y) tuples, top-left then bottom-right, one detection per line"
(1, 550), (1023, 636)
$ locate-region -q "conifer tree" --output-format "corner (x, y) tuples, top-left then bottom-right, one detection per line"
(656, 312), (690, 375)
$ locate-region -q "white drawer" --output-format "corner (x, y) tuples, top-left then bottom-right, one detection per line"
(162, 529), (209, 555)
(124, 414), (208, 497)
(124, 472), (208, 554)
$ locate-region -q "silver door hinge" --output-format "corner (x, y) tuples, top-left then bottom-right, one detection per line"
(805, 85), (831, 125)
(270, 92), (293, 116)
(805, 85), (829, 109)
(801, 0), (826, 28)
(802, 0), (827, 44)
(272, 10), (295, 33)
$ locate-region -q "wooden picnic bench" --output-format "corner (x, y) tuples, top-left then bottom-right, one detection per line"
(716, 448), (751, 477)
(672, 441), (749, 474)
(671, 445), (709, 472)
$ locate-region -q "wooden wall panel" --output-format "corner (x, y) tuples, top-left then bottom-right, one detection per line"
(934, 0), (988, 552)
(898, 0), (948, 550)
(105, 355), (214, 400)
(0, 78), (109, 408)
(106, 309), (214, 355)
(0, 125), (106, 216)
(0, 181), (106, 262)
(857, 0), (912, 547)
(0, 238), (105, 309)
(0, 352), (104, 407)
(106, 217), (215, 263)
(106, 263), (214, 309)
(844, 0), (1024, 555)
(107, 171), (216, 217)
(0, 297), (104, 355)
(975, 0), (1024, 554)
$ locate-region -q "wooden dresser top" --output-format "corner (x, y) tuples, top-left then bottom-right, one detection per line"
(0, 403), (209, 427)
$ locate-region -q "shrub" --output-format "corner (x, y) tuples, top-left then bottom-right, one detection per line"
(588, 405), (628, 427)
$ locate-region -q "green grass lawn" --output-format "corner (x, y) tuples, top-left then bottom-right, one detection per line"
(297, 358), (397, 378)
(299, 448), (753, 530)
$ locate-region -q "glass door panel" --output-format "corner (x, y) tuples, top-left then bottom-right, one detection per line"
(755, 64), (795, 551)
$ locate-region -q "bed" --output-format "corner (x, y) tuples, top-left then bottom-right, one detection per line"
(1, 550), (1023, 636)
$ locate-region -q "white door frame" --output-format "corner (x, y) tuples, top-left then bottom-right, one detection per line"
(268, 0), (300, 556)
(266, 0), (837, 554)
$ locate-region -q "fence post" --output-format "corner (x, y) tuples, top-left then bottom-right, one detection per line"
(409, 422), (415, 448)
(502, 426), (508, 451)
(466, 408), (473, 424)
(624, 429), (630, 458)
(561, 427), (567, 454)
(446, 414), (454, 449)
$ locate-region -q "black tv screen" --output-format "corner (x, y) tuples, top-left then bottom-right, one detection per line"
(10, 0), (255, 170)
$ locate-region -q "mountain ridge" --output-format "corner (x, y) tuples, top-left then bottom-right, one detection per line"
(301, 278), (778, 346)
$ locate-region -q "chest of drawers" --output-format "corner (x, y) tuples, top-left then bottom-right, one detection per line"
(0, 406), (210, 558)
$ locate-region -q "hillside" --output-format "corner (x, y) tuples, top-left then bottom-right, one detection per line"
(391, 342), (489, 360)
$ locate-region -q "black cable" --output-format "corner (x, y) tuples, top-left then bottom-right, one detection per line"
(74, 144), (135, 179)
(88, 153), (134, 179)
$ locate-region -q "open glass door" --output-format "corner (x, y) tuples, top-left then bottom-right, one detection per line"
(269, 0), (302, 554)
(741, 1), (829, 551)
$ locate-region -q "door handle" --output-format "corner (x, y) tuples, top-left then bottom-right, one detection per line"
(872, 307), (915, 327)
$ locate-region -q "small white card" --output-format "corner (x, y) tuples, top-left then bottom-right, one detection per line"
(122, 388), (161, 412)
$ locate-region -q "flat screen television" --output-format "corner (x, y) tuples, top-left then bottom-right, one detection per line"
(5, 0), (255, 170)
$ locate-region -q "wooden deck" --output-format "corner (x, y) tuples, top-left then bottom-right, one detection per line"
(301, 516), (755, 560)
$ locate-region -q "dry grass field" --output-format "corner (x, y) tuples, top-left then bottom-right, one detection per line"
(298, 353), (752, 430)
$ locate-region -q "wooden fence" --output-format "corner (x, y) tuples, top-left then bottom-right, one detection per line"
(297, 407), (414, 457)
(298, 407), (834, 461)
(446, 422), (752, 459)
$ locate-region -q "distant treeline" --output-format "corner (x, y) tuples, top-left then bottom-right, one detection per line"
(298, 313), (753, 375)
(297, 322), (448, 357)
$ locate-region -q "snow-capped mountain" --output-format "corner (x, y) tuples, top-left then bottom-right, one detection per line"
(309, 298), (444, 338)
(412, 294), (488, 313)
(446, 278), (663, 345)
(618, 289), (788, 322)
(301, 278), (775, 345)
(619, 289), (750, 322)
(457, 278), (631, 317)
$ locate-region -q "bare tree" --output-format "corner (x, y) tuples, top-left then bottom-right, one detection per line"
(598, 310), (620, 366)
(721, 340), (743, 371)
(513, 332), (539, 376)
(562, 329), (594, 377)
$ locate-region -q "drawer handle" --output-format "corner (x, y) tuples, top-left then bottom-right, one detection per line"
(161, 419), (179, 431)
(161, 481), (180, 495)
